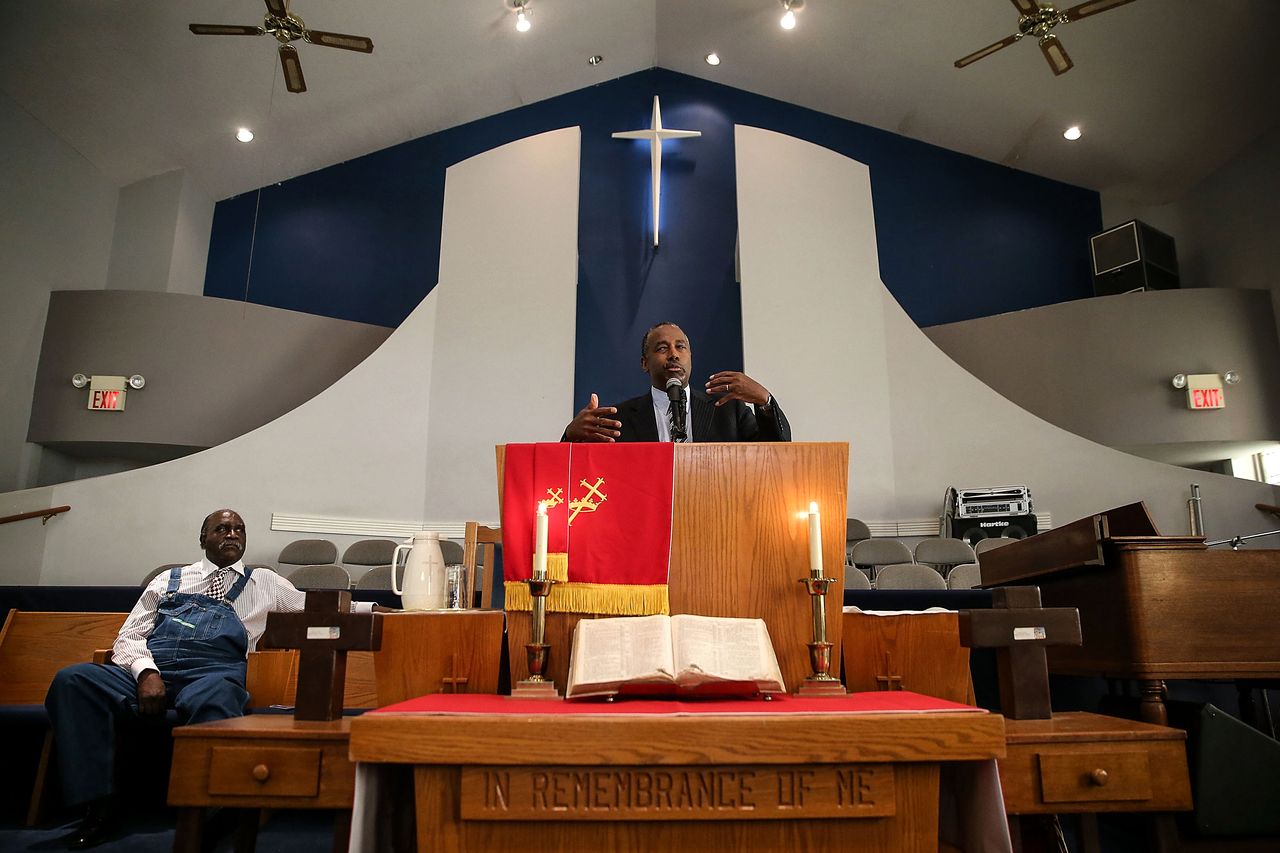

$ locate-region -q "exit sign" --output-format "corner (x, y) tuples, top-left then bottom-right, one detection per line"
(89, 389), (126, 411)
(1185, 374), (1225, 411)
(87, 375), (127, 412)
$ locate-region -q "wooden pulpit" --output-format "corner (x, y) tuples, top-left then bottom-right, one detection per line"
(499, 442), (850, 693)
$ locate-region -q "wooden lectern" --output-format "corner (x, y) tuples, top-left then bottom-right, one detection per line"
(978, 502), (1280, 725)
(501, 442), (851, 693)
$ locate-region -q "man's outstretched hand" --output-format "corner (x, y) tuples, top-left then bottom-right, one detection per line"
(706, 371), (770, 407)
(565, 393), (622, 442)
(137, 670), (166, 715)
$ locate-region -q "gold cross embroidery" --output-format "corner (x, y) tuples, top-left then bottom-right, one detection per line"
(568, 477), (607, 525)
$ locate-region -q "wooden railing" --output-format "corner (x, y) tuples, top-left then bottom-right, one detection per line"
(0, 506), (70, 526)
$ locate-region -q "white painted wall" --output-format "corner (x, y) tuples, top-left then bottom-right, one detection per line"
(0, 94), (117, 493)
(2, 128), (581, 585)
(736, 126), (1279, 539)
(106, 170), (214, 295)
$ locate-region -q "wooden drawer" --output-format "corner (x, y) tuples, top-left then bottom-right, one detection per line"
(208, 746), (322, 797)
(1038, 750), (1150, 804)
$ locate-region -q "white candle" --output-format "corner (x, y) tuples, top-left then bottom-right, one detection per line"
(808, 501), (822, 577)
(534, 502), (548, 580)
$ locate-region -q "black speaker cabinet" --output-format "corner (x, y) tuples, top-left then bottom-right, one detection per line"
(950, 514), (1037, 547)
(1090, 219), (1180, 296)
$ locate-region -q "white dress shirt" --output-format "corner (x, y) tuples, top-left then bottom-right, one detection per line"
(112, 557), (374, 680)
(650, 385), (693, 443)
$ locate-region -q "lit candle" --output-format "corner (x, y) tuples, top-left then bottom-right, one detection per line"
(808, 501), (822, 577)
(534, 502), (548, 580)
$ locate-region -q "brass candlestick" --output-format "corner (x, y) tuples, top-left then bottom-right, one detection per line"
(797, 575), (847, 697)
(511, 576), (560, 699)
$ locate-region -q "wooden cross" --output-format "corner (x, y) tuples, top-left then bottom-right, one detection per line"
(874, 651), (903, 691)
(440, 654), (470, 694)
(958, 586), (1082, 720)
(260, 590), (383, 721)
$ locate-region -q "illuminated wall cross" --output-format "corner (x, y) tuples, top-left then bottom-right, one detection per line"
(612, 96), (701, 248)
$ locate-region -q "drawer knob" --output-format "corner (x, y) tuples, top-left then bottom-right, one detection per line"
(252, 764), (270, 783)
(1088, 768), (1109, 787)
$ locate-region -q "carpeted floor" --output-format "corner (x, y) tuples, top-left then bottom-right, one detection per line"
(0, 808), (340, 853)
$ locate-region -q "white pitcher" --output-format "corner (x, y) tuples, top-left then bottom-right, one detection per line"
(391, 531), (447, 611)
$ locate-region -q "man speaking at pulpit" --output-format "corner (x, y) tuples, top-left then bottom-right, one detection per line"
(563, 321), (791, 443)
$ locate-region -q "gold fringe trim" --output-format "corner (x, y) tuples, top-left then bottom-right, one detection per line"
(504, 581), (669, 616)
(546, 553), (568, 583)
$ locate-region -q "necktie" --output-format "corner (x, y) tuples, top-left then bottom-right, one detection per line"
(669, 400), (686, 443)
(207, 567), (230, 600)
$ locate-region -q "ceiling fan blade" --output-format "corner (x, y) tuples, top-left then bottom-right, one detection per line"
(1039, 34), (1074, 75)
(1009, 0), (1040, 15)
(955, 33), (1022, 69)
(189, 24), (265, 36)
(263, 0), (289, 18)
(304, 30), (374, 53)
(279, 44), (307, 93)
(1063, 0), (1138, 23)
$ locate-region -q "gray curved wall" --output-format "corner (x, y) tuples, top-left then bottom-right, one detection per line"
(28, 290), (391, 459)
(923, 288), (1280, 451)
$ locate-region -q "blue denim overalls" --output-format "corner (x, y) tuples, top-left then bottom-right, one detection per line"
(144, 564), (255, 712)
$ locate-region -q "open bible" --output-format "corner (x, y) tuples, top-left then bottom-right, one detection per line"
(566, 614), (786, 700)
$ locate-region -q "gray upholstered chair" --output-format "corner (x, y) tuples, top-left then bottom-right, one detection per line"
(849, 539), (913, 583)
(341, 538), (397, 569)
(845, 518), (872, 564)
(440, 538), (464, 565)
(278, 538), (338, 568)
(287, 564), (352, 590)
(354, 564), (396, 591)
(913, 537), (977, 577)
(141, 563), (186, 586)
(875, 563), (946, 590)
(974, 536), (1019, 556)
(946, 563), (982, 590)
(844, 566), (872, 590)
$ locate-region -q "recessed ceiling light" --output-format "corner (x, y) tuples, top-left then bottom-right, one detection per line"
(235, 128), (254, 143)
(704, 52), (721, 66)
(587, 55), (603, 66)
(1063, 125), (1082, 141)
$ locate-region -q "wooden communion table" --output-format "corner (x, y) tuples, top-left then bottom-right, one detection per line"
(348, 692), (1007, 852)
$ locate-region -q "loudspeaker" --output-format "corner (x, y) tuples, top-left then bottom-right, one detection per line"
(1090, 219), (1180, 296)
(950, 514), (1037, 547)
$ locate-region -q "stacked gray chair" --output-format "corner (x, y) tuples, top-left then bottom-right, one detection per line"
(277, 538), (339, 569)
(947, 563), (982, 590)
(342, 539), (398, 588)
(849, 538), (913, 585)
(876, 563), (947, 590)
(913, 537), (977, 579)
(287, 564), (352, 590)
(974, 536), (1019, 556)
(844, 566), (872, 590)
(845, 518), (872, 566)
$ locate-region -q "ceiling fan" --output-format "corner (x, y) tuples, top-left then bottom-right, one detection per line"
(189, 0), (374, 94)
(955, 0), (1137, 76)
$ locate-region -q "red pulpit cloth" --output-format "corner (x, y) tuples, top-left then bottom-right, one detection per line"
(502, 442), (674, 615)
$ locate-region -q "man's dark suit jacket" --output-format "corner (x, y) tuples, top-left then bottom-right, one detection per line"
(612, 388), (791, 442)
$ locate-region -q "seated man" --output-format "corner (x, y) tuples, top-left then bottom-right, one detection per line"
(564, 321), (791, 443)
(45, 508), (387, 849)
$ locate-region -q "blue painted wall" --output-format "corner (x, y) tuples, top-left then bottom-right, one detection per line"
(205, 67), (1101, 411)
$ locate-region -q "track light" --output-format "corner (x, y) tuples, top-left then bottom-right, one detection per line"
(513, 1), (531, 32)
(780, 0), (803, 30)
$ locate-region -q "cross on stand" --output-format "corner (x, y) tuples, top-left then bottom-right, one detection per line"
(260, 590), (383, 721)
(959, 586), (1081, 719)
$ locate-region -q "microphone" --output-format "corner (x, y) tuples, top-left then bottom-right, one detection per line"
(665, 377), (688, 442)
